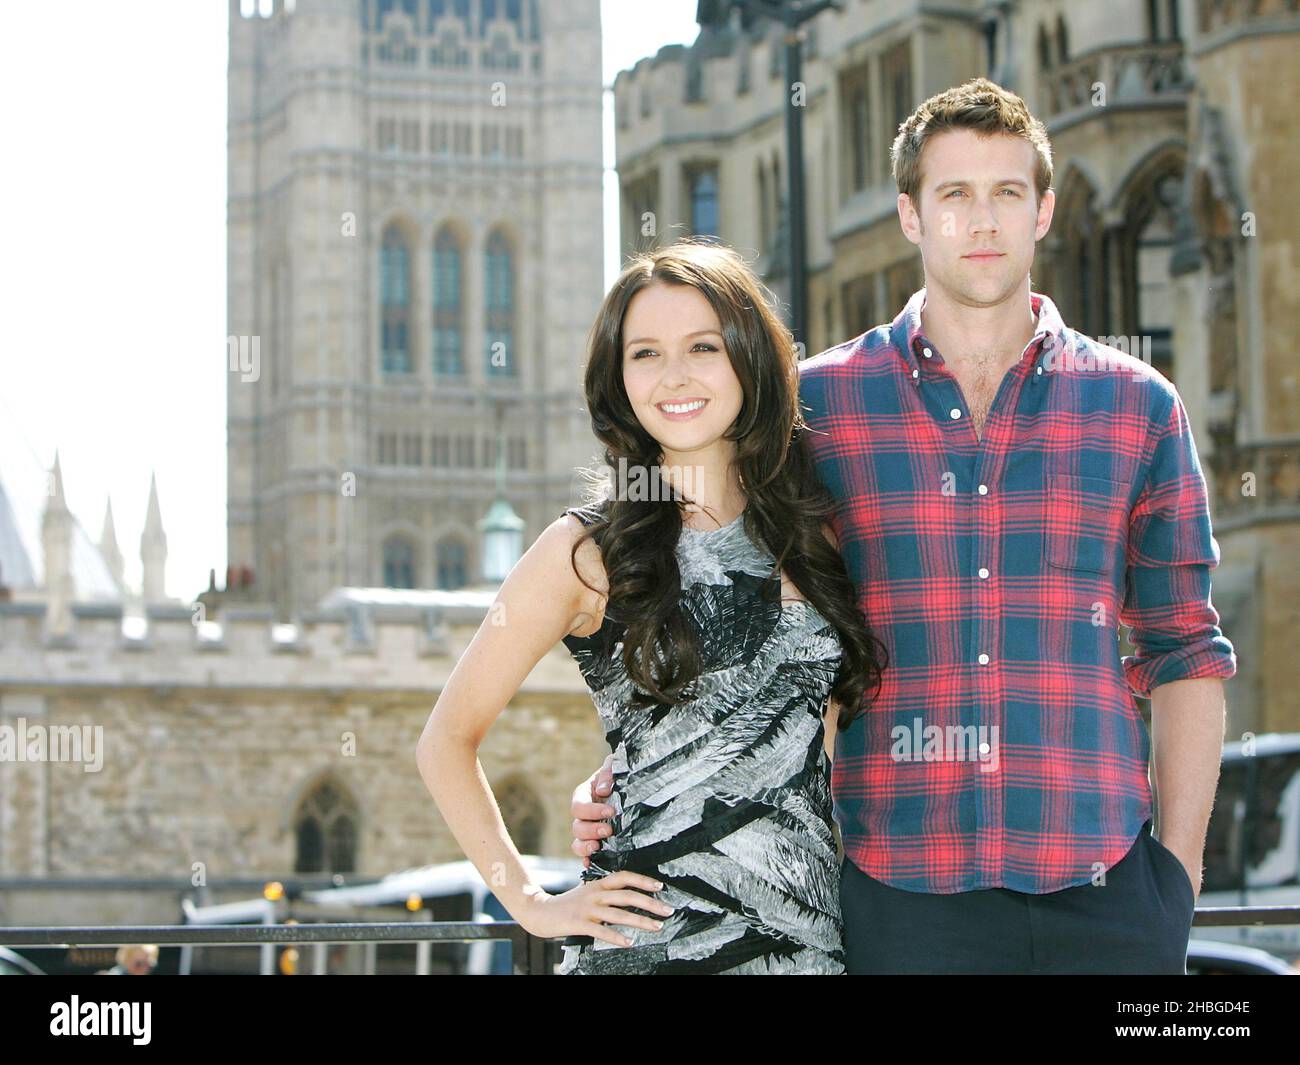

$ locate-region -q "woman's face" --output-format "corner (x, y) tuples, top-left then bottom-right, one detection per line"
(620, 281), (744, 466)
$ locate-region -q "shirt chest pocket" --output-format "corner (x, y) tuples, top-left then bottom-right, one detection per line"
(1044, 474), (1131, 575)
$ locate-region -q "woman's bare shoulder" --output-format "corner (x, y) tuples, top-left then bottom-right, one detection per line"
(550, 513), (609, 634)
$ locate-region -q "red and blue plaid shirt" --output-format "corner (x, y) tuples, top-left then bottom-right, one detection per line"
(799, 287), (1237, 895)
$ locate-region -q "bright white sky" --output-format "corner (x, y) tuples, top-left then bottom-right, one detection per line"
(0, 0), (700, 604)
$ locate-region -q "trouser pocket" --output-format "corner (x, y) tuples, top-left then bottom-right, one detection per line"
(1144, 824), (1197, 914)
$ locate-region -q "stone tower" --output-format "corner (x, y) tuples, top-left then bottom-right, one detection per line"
(227, 0), (604, 619)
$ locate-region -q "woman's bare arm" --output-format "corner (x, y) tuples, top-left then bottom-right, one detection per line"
(415, 515), (621, 926)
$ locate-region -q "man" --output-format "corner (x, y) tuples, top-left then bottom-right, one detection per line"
(96, 944), (158, 975)
(570, 78), (1236, 974)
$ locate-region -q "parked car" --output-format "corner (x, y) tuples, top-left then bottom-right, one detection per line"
(0, 947), (45, 975)
(1187, 939), (1295, 975)
(1190, 732), (1300, 960)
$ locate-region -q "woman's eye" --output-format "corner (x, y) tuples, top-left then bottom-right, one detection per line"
(630, 343), (716, 359)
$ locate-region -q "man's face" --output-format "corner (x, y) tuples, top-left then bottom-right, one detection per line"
(897, 128), (1054, 309)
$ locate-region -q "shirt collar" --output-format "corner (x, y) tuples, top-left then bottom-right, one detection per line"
(889, 286), (1072, 385)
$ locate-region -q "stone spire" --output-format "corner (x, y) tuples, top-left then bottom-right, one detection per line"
(99, 496), (126, 595)
(140, 470), (169, 605)
(40, 450), (74, 639)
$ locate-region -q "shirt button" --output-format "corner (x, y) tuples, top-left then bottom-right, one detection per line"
(1036, 365), (1043, 375)
(977, 484), (988, 495)
(978, 741), (991, 754)
(978, 653), (990, 665)
(978, 567), (989, 579)
(949, 408), (961, 419)
(923, 347), (933, 358)
(912, 369), (919, 378)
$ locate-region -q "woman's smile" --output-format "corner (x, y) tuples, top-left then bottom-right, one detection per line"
(655, 397), (709, 420)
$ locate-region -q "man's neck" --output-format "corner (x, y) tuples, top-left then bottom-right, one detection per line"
(919, 283), (1039, 371)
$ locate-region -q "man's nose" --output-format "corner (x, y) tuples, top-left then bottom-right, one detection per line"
(969, 199), (1001, 234)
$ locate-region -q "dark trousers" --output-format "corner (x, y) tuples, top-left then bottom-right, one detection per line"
(840, 820), (1197, 974)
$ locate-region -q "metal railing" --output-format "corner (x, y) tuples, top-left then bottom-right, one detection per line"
(1, 921), (553, 975)
(3, 907), (1298, 974)
(1189, 905), (1300, 927)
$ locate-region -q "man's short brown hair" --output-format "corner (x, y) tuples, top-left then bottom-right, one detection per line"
(891, 77), (1054, 207)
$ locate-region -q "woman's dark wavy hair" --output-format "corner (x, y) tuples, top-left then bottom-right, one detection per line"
(567, 237), (888, 731)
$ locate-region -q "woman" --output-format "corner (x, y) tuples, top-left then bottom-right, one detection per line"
(416, 238), (887, 974)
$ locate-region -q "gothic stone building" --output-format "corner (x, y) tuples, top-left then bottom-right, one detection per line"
(227, 0), (605, 618)
(613, 0), (1300, 739)
(0, 0), (610, 962)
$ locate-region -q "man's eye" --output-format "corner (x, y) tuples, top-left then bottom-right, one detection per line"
(999, 188), (1020, 197)
(946, 189), (965, 198)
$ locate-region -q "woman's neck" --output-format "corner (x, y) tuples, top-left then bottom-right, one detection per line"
(655, 455), (748, 530)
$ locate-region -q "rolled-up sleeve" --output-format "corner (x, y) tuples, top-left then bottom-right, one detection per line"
(1119, 385), (1237, 696)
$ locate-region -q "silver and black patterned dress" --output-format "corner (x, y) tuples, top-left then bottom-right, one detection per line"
(557, 506), (846, 974)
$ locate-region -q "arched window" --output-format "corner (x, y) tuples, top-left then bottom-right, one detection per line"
(1106, 145), (1189, 387)
(433, 226), (464, 376)
(381, 224), (411, 373)
(1048, 170), (1104, 337)
(1055, 15), (1069, 63)
(1037, 24), (1052, 69)
(485, 230), (515, 377)
(294, 778), (359, 874)
(436, 538), (468, 589)
(768, 155), (786, 265)
(848, 79), (871, 193)
(496, 775), (544, 854)
(383, 536), (416, 588)
(1133, 173), (1181, 381)
(1145, 0), (1181, 40)
(685, 61), (704, 103)
(690, 167), (720, 239)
